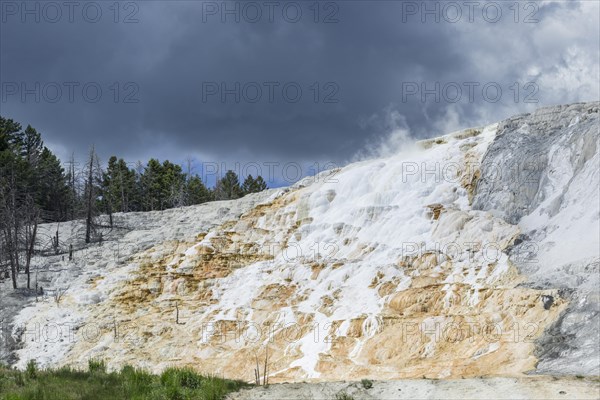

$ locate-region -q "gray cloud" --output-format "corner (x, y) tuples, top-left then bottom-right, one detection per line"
(1, 1), (598, 184)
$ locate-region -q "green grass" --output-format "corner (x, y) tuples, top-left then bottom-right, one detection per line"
(0, 361), (250, 400)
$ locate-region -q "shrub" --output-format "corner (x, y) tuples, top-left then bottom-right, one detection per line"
(160, 367), (180, 387)
(202, 375), (228, 400)
(160, 367), (203, 390)
(121, 364), (154, 392)
(361, 378), (373, 389)
(88, 358), (107, 374)
(14, 372), (25, 387)
(177, 367), (203, 389)
(26, 359), (37, 379)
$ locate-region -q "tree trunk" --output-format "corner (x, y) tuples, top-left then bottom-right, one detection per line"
(9, 257), (17, 289)
(71, 157), (76, 221)
(120, 169), (126, 213)
(85, 149), (94, 243)
(25, 217), (37, 290)
(5, 226), (17, 289)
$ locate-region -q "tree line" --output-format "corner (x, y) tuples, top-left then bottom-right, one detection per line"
(0, 116), (267, 289)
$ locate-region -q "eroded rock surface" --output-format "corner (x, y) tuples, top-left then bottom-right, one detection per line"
(2, 102), (598, 382)
(472, 102), (600, 375)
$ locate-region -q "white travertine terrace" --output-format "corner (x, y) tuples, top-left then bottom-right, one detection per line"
(4, 102), (599, 382)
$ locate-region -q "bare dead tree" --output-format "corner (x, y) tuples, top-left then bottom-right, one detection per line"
(85, 148), (95, 243)
(253, 347), (270, 386)
(66, 152), (78, 221)
(263, 345), (269, 386)
(184, 156), (195, 207)
(23, 207), (38, 289)
(52, 224), (59, 255)
(84, 146), (103, 244)
(118, 162), (126, 213)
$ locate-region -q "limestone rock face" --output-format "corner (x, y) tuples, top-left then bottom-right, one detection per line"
(3, 102), (598, 381)
(472, 102), (599, 225)
(472, 102), (600, 376)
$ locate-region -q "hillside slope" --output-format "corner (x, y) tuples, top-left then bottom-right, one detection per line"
(2, 102), (598, 382)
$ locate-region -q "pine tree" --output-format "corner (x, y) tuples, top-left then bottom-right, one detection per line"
(103, 156), (137, 213)
(253, 175), (267, 192)
(186, 175), (211, 204)
(0, 117), (22, 152)
(161, 160), (186, 209)
(242, 175), (256, 195)
(16, 125), (43, 165)
(242, 174), (268, 195)
(215, 170), (243, 200)
(141, 159), (163, 211)
(37, 147), (69, 221)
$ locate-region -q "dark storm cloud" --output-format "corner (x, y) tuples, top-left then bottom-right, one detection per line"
(1, 1), (598, 175)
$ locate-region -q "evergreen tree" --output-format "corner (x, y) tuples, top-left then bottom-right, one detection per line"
(254, 175), (268, 192)
(161, 160), (186, 208)
(0, 117), (22, 152)
(141, 158), (163, 211)
(15, 125), (43, 165)
(253, 175), (267, 192)
(140, 159), (186, 210)
(37, 147), (69, 220)
(242, 174), (268, 194)
(241, 175), (256, 194)
(130, 160), (146, 212)
(102, 156), (137, 213)
(215, 170), (243, 200)
(186, 175), (211, 204)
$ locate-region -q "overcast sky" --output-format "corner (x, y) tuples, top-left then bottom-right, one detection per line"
(1, 0), (598, 186)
